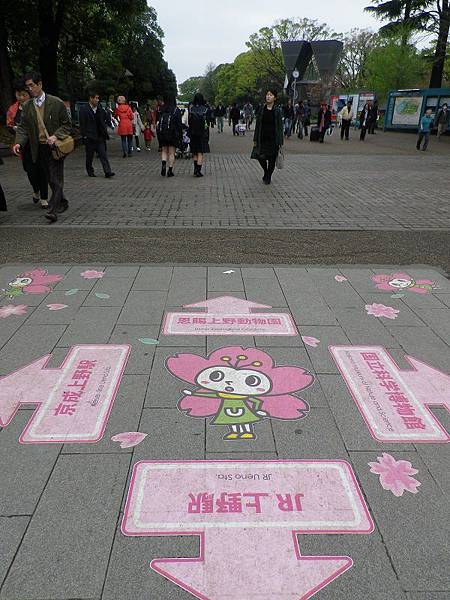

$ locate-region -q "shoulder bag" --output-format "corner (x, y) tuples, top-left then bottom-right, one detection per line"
(35, 104), (74, 160)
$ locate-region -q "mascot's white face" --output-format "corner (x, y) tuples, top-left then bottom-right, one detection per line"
(389, 278), (412, 289)
(9, 277), (32, 288)
(196, 366), (271, 395)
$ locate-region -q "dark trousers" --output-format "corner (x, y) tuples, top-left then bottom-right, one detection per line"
(85, 139), (112, 175)
(38, 144), (65, 214)
(23, 147), (48, 199)
(258, 157), (276, 180)
(0, 183), (6, 211)
(360, 126), (367, 141)
(341, 120), (351, 140)
(232, 121), (239, 135)
(319, 128), (326, 142)
(417, 131), (430, 150)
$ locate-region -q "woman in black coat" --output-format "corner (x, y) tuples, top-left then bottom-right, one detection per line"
(189, 93), (210, 177)
(156, 95), (182, 177)
(251, 89), (284, 184)
(359, 103), (370, 141)
(317, 103), (332, 143)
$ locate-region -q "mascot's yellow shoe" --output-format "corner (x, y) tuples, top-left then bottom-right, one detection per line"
(240, 433), (256, 439)
(224, 432), (239, 440)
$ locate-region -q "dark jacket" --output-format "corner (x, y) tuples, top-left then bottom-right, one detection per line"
(157, 105), (183, 147)
(359, 108), (370, 128)
(251, 104), (283, 159)
(230, 106), (240, 122)
(79, 103), (110, 142)
(435, 108), (450, 126)
(215, 104), (226, 117)
(317, 108), (332, 130)
(15, 94), (72, 162)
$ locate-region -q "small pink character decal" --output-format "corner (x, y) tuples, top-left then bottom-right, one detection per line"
(372, 272), (436, 294)
(2, 269), (63, 299)
(166, 346), (313, 441)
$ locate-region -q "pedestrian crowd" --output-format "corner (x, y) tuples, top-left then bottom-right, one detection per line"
(1, 71), (449, 220)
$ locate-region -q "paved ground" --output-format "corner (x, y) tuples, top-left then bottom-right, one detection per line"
(0, 262), (449, 600)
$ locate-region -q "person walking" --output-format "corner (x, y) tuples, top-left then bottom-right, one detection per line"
(0, 157), (6, 211)
(243, 101), (254, 130)
(189, 93), (210, 177)
(368, 100), (378, 134)
(7, 78), (49, 208)
(434, 103), (449, 140)
(317, 102), (332, 143)
(295, 101), (305, 138)
(215, 102), (226, 133)
(156, 96), (182, 177)
(359, 103), (370, 141)
(131, 103), (144, 151)
(13, 70), (72, 223)
(114, 96), (134, 157)
(230, 103), (240, 135)
(283, 99), (295, 137)
(251, 89), (283, 185)
(416, 108), (434, 151)
(303, 101), (311, 137)
(79, 91), (115, 178)
(340, 101), (354, 141)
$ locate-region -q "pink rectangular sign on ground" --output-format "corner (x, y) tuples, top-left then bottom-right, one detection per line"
(122, 460), (373, 599)
(0, 344), (130, 444)
(330, 345), (450, 443)
(163, 296), (297, 337)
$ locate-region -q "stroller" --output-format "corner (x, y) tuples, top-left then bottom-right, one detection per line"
(176, 125), (191, 159)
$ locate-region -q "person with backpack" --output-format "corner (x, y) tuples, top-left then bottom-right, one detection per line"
(251, 89), (283, 185)
(189, 93), (210, 177)
(156, 95), (182, 177)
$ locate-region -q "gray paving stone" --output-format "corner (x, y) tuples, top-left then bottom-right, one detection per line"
(206, 335), (255, 353)
(407, 594), (450, 599)
(408, 308), (450, 344)
(414, 422), (450, 496)
(206, 290), (246, 300)
(102, 526), (197, 600)
(145, 346), (205, 409)
(273, 407), (347, 458)
(350, 451), (450, 591)
(83, 277), (133, 307)
(0, 411), (61, 516)
(205, 452), (279, 459)
(166, 276), (206, 306)
(299, 530), (406, 599)
(0, 454), (130, 600)
(253, 327), (305, 347)
(104, 266), (139, 278)
(334, 307), (401, 347)
(58, 307), (120, 346)
(108, 324), (159, 375)
(206, 418), (276, 453)
(319, 374), (415, 451)
(132, 266), (173, 290)
(172, 266), (206, 282)
(133, 408), (205, 459)
(244, 278), (287, 306)
(242, 267), (275, 278)
(0, 324), (66, 375)
(301, 326), (350, 374)
(62, 375), (148, 454)
(52, 265), (106, 291)
(0, 516), (29, 587)
(338, 267), (379, 294)
(118, 290), (167, 324)
(24, 290), (89, 325)
(286, 294), (338, 326)
(401, 292), (449, 310)
(388, 326), (450, 373)
(0, 306), (37, 347)
(207, 266), (244, 292)
(436, 293), (450, 308)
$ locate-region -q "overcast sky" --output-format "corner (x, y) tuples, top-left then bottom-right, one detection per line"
(149, 0), (379, 84)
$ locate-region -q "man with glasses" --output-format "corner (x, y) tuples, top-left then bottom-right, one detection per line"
(79, 91), (115, 178)
(12, 71), (72, 223)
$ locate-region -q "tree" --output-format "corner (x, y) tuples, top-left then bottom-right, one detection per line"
(246, 18), (339, 89)
(365, 34), (426, 99)
(178, 76), (204, 102)
(335, 29), (380, 90)
(199, 63), (218, 102)
(366, 0), (450, 87)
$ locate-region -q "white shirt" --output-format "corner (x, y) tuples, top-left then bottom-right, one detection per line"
(34, 92), (46, 107)
(89, 104), (98, 114)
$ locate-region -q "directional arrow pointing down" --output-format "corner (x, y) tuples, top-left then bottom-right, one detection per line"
(152, 528), (352, 600)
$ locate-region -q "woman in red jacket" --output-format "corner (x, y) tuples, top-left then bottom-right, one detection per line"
(114, 96), (134, 157)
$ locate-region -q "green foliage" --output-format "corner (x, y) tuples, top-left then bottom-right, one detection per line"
(335, 29), (380, 91)
(365, 34), (426, 100)
(178, 76), (204, 102)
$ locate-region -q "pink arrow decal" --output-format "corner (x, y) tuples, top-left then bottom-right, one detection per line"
(163, 296), (297, 336)
(0, 345), (130, 444)
(122, 460), (373, 599)
(330, 345), (450, 442)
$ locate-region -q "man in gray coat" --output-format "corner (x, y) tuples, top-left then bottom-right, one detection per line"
(13, 71), (72, 223)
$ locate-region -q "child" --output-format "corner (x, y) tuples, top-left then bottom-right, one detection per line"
(417, 108), (433, 151)
(143, 122), (154, 150)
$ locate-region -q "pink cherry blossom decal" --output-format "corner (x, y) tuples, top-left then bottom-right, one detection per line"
(80, 270), (105, 280)
(0, 304), (28, 318)
(46, 303), (68, 311)
(111, 432), (148, 449)
(365, 303), (399, 319)
(334, 275), (348, 282)
(369, 453), (421, 497)
(302, 336), (321, 347)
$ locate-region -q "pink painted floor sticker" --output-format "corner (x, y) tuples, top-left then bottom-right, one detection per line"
(163, 296), (297, 336)
(122, 460), (373, 599)
(1, 268), (63, 299)
(0, 344), (130, 444)
(330, 345), (450, 442)
(166, 346), (313, 441)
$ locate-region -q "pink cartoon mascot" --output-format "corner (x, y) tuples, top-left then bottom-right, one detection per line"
(2, 269), (63, 299)
(166, 346), (314, 441)
(372, 272), (436, 295)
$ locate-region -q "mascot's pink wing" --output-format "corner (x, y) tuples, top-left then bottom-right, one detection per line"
(178, 393), (221, 417)
(261, 394), (309, 419)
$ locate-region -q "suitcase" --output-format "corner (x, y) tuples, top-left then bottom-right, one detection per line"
(310, 126), (320, 142)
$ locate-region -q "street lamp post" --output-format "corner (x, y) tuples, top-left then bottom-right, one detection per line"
(291, 69), (299, 103)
